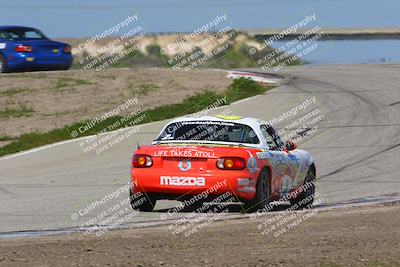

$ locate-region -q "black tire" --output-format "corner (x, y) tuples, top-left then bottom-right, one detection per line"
(130, 191), (156, 212)
(244, 169), (271, 212)
(0, 54), (7, 73)
(290, 168), (316, 209)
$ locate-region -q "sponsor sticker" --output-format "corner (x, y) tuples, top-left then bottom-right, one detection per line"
(247, 156), (258, 173)
(160, 176), (206, 186)
(256, 151), (272, 159)
(181, 121), (234, 126)
(154, 149), (216, 158)
(178, 160), (191, 172)
(0, 43), (6, 49)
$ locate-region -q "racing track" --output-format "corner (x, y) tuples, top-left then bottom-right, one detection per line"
(1, 64), (400, 234)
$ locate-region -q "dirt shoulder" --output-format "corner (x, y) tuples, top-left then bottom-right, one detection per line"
(0, 68), (230, 137)
(1, 205), (399, 266)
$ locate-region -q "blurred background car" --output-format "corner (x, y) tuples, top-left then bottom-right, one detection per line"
(0, 25), (73, 73)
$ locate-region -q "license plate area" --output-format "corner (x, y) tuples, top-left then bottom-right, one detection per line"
(162, 157), (207, 172)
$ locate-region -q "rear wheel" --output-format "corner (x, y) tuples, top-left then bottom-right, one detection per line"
(130, 191), (156, 212)
(290, 168), (316, 209)
(244, 169), (271, 212)
(0, 54), (7, 73)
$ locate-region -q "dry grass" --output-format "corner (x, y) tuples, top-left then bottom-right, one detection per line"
(0, 68), (231, 137)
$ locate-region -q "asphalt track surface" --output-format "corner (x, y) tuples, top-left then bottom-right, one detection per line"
(1, 64), (400, 234)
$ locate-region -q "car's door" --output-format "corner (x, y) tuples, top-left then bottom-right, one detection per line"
(0, 30), (8, 51)
(260, 124), (300, 196)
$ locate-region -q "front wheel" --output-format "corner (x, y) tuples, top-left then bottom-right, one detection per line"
(290, 168), (316, 209)
(130, 191), (156, 212)
(244, 169), (271, 212)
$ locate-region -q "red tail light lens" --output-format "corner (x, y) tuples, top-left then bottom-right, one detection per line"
(15, 45), (33, 53)
(132, 154), (153, 168)
(216, 157), (246, 170)
(63, 45), (71, 53)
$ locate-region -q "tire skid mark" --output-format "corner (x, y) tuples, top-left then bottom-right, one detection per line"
(318, 142), (400, 179)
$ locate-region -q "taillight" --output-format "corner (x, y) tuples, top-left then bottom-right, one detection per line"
(132, 154), (153, 168)
(63, 45), (71, 53)
(15, 45), (33, 53)
(216, 157), (246, 170)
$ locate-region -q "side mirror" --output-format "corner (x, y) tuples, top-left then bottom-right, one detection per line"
(285, 140), (297, 151)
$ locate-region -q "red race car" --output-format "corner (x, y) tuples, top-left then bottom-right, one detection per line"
(130, 116), (316, 212)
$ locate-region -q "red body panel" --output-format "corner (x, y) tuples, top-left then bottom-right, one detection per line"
(131, 145), (269, 201)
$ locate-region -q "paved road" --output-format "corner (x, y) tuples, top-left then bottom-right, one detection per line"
(1, 64), (399, 233)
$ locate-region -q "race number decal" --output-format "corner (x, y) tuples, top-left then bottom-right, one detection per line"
(0, 43), (6, 49)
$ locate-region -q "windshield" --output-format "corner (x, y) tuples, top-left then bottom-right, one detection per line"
(156, 120), (260, 144)
(0, 28), (47, 40)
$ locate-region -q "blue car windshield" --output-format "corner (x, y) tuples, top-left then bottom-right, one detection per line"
(0, 28), (47, 40)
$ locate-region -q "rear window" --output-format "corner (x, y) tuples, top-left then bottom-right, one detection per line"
(156, 121), (260, 144)
(0, 28), (46, 40)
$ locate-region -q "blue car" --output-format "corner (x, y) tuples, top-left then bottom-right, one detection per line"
(0, 26), (73, 73)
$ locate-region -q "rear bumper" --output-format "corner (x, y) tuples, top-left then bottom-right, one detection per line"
(5, 52), (73, 70)
(131, 168), (259, 201)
